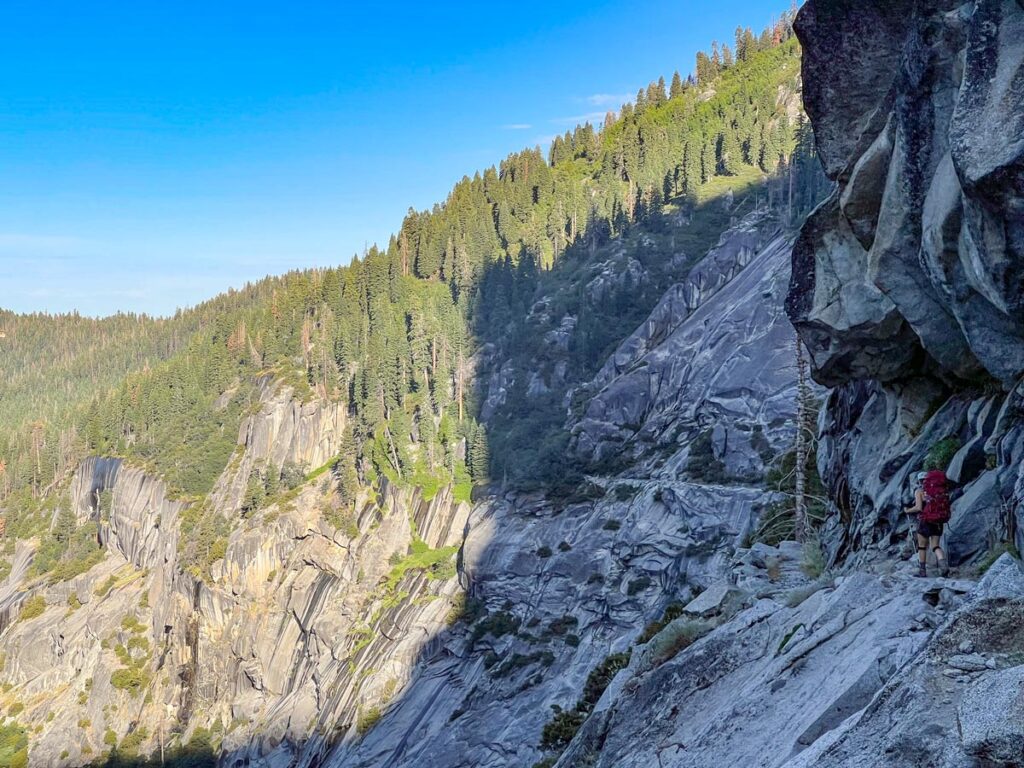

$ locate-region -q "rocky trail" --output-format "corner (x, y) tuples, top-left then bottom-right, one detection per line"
(555, 551), (1024, 768)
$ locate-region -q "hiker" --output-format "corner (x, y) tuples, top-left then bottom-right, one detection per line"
(904, 469), (951, 577)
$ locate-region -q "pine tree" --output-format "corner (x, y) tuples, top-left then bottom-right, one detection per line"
(793, 335), (811, 542)
(720, 128), (744, 175)
(634, 87), (647, 112)
(695, 52), (714, 85)
(684, 139), (701, 195)
(722, 44), (734, 68)
(669, 70), (684, 99)
(470, 426), (489, 482)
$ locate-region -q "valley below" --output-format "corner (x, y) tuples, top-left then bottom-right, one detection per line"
(2, 1), (1024, 767)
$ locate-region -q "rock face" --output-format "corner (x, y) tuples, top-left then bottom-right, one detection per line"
(553, 555), (1024, 768)
(791, 0), (1024, 385)
(572, 212), (804, 482)
(0, 375), (467, 768)
(958, 664), (1024, 763)
(210, 380), (348, 516)
(788, 0), (1024, 566)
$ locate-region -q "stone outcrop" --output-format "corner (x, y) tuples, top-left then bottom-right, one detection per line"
(0, 380), (465, 768)
(210, 379), (347, 516)
(572, 212), (804, 481)
(552, 554), (1024, 768)
(788, 0), (1024, 565)
(790, 0), (1024, 386)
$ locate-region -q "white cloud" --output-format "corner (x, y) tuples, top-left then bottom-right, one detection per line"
(501, 123), (533, 130)
(582, 93), (632, 107)
(550, 111), (608, 126)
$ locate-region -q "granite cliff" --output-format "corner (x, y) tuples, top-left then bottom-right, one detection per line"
(3, 2), (1024, 766)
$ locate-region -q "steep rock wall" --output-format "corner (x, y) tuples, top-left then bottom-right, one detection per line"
(788, 0), (1024, 564)
(572, 212), (803, 481)
(211, 380), (347, 516)
(0, 384), (466, 768)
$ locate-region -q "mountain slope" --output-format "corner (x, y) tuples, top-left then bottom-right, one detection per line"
(0, 11), (860, 768)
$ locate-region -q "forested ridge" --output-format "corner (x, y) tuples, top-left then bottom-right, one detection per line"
(0, 9), (826, 533)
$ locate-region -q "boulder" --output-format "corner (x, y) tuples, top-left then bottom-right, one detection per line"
(957, 665), (1024, 764)
(682, 581), (745, 618)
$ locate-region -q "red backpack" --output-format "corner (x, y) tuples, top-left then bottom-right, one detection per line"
(921, 470), (951, 523)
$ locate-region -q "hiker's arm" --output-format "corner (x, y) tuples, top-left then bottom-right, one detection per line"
(904, 489), (924, 514)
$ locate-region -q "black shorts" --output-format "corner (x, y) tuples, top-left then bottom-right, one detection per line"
(917, 519), (944, 538)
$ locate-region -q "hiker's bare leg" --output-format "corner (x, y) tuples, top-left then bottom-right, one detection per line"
(916, 533), (928, 565)
(930, 536), (946, 565)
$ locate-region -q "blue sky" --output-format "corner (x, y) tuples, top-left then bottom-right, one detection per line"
(1, 0), (786, 317)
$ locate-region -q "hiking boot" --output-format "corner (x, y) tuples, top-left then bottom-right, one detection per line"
(938, 561), (950, 578)
(915, 563), (928, 578)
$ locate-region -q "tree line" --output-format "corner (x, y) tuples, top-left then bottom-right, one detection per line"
(0, 8), (825, 519)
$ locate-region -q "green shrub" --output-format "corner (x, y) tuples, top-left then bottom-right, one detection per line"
(602, 519), (621, 531)
(800, 538), (826, 579)
(686, 429), (727, 483)
(977, 542), (1021, 575)
(637, 602), (685, 644)
(118, 725), (149, 757)
(785, 578), (832, 608)
(580, 652), (631, 707)
(7, 703), (23, 717)
(627, 576), (652, 596)
(446, 594), (484, 626)
(0, 721), (28, 768)
(648, 619), (710, 667)
(121, 614), (146, 634)
(540, 709), (586, 751)
(322, 501), (360, 539)
(536, 546), (553, 559)
(471, 611), (520, 643)
(537, 650), (631, 753)
(924, 438), (960, 472)
(613, 484), (638, 502)
(18, 595), (45, 622)
(492, 651), (554, 678)
(777, 622), (805, 654)
(383, 539), (458, 590)
(110, 667), (150, 696)
(547, 615), (578, 637)
(356, 706), (382, 736)
(94, 575), (117, 598)
(103, 729), (117, 747)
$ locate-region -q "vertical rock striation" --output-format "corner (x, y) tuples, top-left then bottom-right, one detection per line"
(788, 0), (1024, 564)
